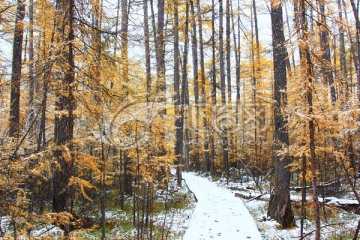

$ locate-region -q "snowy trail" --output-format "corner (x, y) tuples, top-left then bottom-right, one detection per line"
(182, 172), (262, 240)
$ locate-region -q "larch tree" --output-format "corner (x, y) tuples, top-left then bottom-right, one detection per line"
(219, 0), (229, 180)
(190, 0), (200, 171)
(52, 0), (75, 230)
(268, 0), (295, 228)
(297, 0), (321, 238)
(9, 0), (25, 139)
(182, 1), (190, 171)
(173, 0), (183, 185)
(317, 0), (336, 104)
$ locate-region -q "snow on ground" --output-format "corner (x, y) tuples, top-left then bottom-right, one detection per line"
(182, 172), (262, 240)
(217, 176), (360, 239)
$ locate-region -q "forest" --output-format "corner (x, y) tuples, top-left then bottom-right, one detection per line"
(1, 0), (360, 239)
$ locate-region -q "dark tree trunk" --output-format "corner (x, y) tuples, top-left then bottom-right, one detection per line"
(219, 0), (229, 179)
(144, 0), (151, 102)
(121, 0), (129, 85)
(182, 1), (190, 171)
(28, 0), (37, 141)
(210, 0), (216, 175)
(190, 0), (200, 171)
(337, 0), (348, 99)
(350, 0), (360, 102)
(267, 0), (295, 228)
(219, 0), (226, 105)
(156, 0), (166, 102)
(52, 0), (75, 227)
(298, 1), (321, 238)
(317, 0), (336, 104)
(9, 0), (26, 139)
(226, 0), (231, 104)
(173, 0), (183, 185)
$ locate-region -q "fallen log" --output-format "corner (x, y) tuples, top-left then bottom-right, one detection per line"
(290, 179), (341, 192)
(234, 191), (360, 213)
(234, 192), (268, 202)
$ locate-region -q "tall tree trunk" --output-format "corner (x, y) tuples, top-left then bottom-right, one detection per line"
(268, 0), (294, 228)
(252, 0), (260, 179)
(173, 0), (183, 185)
(338, 0), (348, 100)
(121, 0), (129, 88)
(52, 2), (75, 234)
(144, 0), (151, 102)
(350, 0), (360, 102)
(190, 0), (200, 171)
(219, 0), (229, 179)
(317, 0), (336, 104)
(28, 0), (37, 141)
(298, 0), (321, 238)
(232, 0), (241, 169)
(226, 0), (231, 104)
(197, 0), (210, 172)
(156, 0), (166, 103)
(210, 0), (216, 175)
(182, 1), (190, 171)
(9, 0), (26, 139)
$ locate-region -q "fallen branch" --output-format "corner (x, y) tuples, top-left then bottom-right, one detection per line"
(235, 192), (267, 201)
(301, 222), (345, 239)
(246, 193), (268, 202)
(290, 179), (341, 192)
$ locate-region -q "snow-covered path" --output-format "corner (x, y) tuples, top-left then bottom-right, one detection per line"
(182, 172), (262, 240)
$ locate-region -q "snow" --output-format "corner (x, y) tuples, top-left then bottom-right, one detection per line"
(182, 172), (262, 240)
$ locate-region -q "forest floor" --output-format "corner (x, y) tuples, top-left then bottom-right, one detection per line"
(182, 172), (262, 240)
(215, 173), (360, 239)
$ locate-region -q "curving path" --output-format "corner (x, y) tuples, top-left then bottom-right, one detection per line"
(182, 172), (262, 240)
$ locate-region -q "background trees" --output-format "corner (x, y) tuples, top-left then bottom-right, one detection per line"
(0, 0), (360, 238)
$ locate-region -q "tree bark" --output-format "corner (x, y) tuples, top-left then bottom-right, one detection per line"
(317, 0), (336, 104)
(267, 0), (294, 228)
(350, 0), (360, 102)
(173, 0), (183, 185)
(156, 0), (166, 103)
(298, 0), (321, 238)
(9, 0), (26, 139)
(182, 1), (190, 171)
(219, 0), (229, 179)
(52, 2), (75, 232)
(190, 0), (200, 171)
(144, 0), (151, 102)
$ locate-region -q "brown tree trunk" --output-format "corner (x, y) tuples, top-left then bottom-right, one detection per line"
(9, 0), (26, 139)
(52, 4), (75, 237)
(28, 0), (37, 141)
(317, 0), (336, 104)
(156, 0), (166, 102)
(219, 0), (229, 180)
(121, 0), (129, 86)
(173, 0), (183, 185)
(298, 0), (321, 238)
(182, 1), (190, 171)
(350, 0), (360, 102)
(210, 0), (217, 175)
(190, 0), (200, 171)
(144, 0), (151, 102)
(268, 0), (294, 228)
(337, 0), (348, 100)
